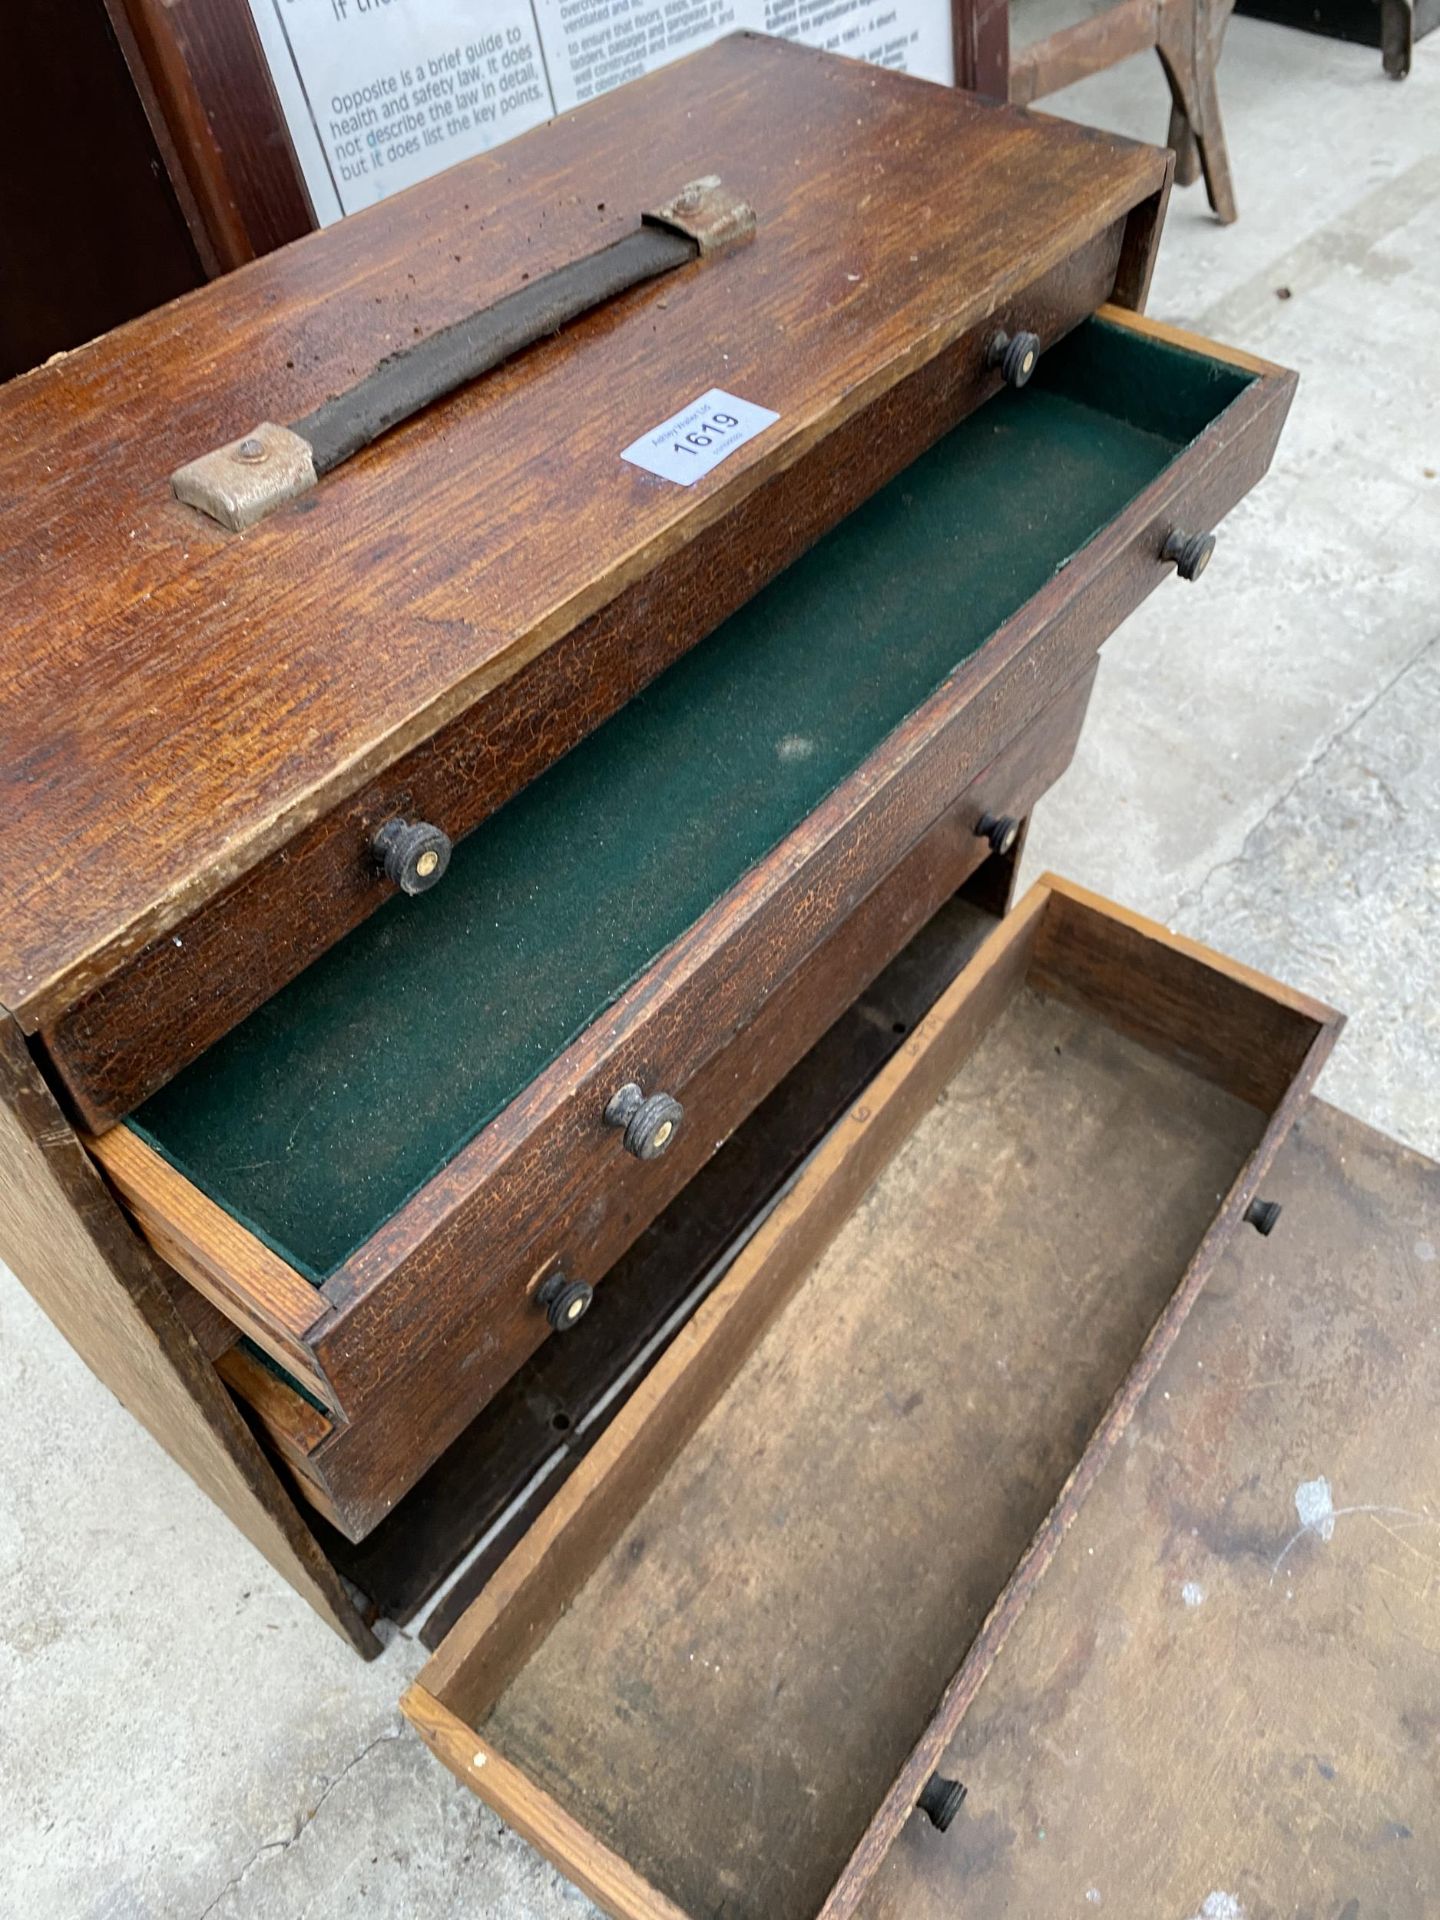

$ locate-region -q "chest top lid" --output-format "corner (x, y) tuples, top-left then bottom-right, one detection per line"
(0, 33), (1164, 1031)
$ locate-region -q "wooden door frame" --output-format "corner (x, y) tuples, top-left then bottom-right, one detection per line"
(103, 0), (315, 272)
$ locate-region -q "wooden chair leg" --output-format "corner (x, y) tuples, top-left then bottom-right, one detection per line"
(1158, 0), (1238, 223)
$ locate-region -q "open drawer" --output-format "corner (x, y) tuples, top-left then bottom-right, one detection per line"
(89, 310), (1296, 1526)
(21, 35), (1173, 1136)
(111, 678), (1095, 1540)
(403, 876), (1340, 1920)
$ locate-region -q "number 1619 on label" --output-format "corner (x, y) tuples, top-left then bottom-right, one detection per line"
(621, 388), (781, 487)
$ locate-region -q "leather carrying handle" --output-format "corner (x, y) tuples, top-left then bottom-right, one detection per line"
(171, 177), (755, 531)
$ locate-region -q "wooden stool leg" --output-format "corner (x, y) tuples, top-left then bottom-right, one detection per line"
(1167, 103), (1202, 188)
(1158, 0), (1238, 223)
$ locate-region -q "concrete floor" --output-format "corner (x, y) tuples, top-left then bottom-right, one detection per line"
(3, 21), (1437, 1920)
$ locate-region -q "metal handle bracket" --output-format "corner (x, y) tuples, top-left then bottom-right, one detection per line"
(171, 177), (754, 531)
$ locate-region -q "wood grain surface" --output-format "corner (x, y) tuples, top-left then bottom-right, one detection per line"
(89, 1120), (329, 1399)
(0, 2), (203, 380)
(856, 1101), (1439, 1920)
(42, 222), (1127, 1131)
(404, 1701), (691, 1920)
(412, 880), (1337, 1916)
(81, 305), (1295, 1524)
(402, 888), (1009, 1644)
(481, 996), (1268, 1920)
(0, 33), (1166, 1038)
(819, 892), (1338, 1920)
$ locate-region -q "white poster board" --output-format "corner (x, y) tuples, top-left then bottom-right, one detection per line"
(247, 0), (954, 225)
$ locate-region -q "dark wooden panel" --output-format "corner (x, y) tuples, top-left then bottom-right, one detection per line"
(1238, 0), (1438, 55)
(0, 35), (1168, 1034)
(108, 0), (314, 268)
(0, 0), (203, 381)
(952, 0), (1011, 96)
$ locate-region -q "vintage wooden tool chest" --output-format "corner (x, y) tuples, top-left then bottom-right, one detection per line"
(0, 29), (1329, 1915)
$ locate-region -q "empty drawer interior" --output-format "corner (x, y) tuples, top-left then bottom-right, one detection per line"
(410, 879), (1336, 1920)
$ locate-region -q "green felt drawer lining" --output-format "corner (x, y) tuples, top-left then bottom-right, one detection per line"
(130, 318), (1252, 1280)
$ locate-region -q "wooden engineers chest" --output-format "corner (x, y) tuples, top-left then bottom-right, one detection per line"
(0, 32), (1340, 1919)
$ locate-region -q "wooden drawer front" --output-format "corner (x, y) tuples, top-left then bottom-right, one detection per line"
(39, 211), (1158, 1135)
(91, 309), (1294, 1510)
(203, 675), (1091, 1539)
(403, 877), (1341, 1920)
(9, 40), (1178, 1129)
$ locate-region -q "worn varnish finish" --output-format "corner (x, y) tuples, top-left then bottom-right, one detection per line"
(0, 1014), (375, 1656)
(406, 878), (1340, 1918)
(415, 890), (1008, 1642)
(193, 678), (1092, 1538)
(857, 1102), (1440, 1920)
(88, 307), (1296, 1497)
(0, 34), (1168, 1072)
(44, 220), (1130, 1131)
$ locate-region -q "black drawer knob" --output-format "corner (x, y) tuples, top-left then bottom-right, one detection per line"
(987, 329), (1041, 389)
(605, 1082), (684, 1160)
(372, 818), (452, 895)
(1163, 528), (1217, 582)
(917, 1773), (967, 1833)
(536, 1272), (593, 1331)
(1245, 1197), (1282, 1236)
(976, 811), (1020, 857)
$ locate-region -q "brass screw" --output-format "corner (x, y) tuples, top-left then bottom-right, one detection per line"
(652, 1119), (673, 1150)
(415, 849), (440, 879)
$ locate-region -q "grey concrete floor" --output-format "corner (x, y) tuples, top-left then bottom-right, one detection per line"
(3, 22), (1437, 1920)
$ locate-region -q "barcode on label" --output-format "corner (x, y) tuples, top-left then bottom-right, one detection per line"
(621, 388), (779, 486)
